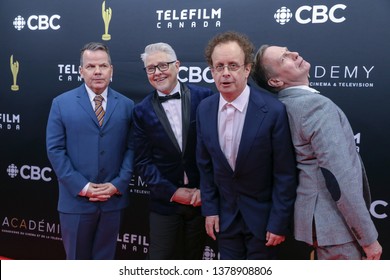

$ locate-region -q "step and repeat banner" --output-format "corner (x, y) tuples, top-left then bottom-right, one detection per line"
(1, 0), (389, 259)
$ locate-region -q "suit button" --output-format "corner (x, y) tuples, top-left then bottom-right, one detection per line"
(100, 150), (105, 155)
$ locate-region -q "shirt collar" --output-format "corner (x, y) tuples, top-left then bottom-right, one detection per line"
(219, 84), (250, 113)
(157, 82), (180, 97)
(85, 85), (108, 102)
(280, 85), (319, 94)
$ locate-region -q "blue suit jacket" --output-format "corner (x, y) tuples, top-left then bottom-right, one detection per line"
(133, 83), (214, 215)
(196, 86), (297, 238)
(46, 84), (134, 213)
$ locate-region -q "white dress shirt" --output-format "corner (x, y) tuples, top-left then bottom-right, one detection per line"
(218, 85), (250, 170)
(158, 83), (188, 185)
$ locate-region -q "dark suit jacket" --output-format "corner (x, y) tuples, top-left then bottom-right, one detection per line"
(196, 85), (297, 239)
(133, 83), (214, 215)
(46, 84), (134, 213)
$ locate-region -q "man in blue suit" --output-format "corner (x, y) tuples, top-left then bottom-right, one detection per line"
(133, 42), (213, 259)
(46, 42), (134, 259)
(197, 32), (297, 259)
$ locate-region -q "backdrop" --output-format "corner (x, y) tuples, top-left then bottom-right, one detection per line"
(1, 0), (389, 260)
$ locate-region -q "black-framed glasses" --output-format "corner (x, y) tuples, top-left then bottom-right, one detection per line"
(210, 63), (245, 73)
(144, 60), (176, 74)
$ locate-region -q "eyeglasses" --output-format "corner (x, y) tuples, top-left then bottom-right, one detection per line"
(210, 63), (245, 73)
(144, 61), (176, 74)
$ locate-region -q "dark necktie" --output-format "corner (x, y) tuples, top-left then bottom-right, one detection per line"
(94, 95), (105, 126)
(158, 92), (180, 103)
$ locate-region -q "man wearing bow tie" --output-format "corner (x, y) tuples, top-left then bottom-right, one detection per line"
(133, 42), (214, 259)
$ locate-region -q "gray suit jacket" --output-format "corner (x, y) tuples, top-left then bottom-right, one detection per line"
(278, 86), (377, 247)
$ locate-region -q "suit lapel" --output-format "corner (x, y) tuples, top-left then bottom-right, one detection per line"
(104, 88), (118, 127)
(181, 83), (191, 155)
(234, 89), (267, 173)
(207, 94), (233, 172)
(151, 91), (181, 152)
(76, 85), (118, 128)
(76, 85), (100, 127)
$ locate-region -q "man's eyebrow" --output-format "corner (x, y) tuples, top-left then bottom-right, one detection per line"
(279, 48), (288, 60)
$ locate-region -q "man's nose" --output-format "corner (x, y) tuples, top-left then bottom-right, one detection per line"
(290, 51), (299, 59)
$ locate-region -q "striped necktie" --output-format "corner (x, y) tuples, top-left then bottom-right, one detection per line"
(94, 95), (105, 126)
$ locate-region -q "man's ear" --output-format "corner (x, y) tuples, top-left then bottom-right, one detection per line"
(79, 66), (84, 79)
(268, 78), (283, 88)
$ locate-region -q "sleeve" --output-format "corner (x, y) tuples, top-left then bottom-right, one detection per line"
(267, 103), (298, 235)
(132, 106), (177, 202)
(196, 105), (220, 217)
(110, 100), (135, 192)
(46, 98), (89, 195)
(302, 96), (378, 246)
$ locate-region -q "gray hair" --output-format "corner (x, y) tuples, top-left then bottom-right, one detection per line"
(140, 42), (177, 65)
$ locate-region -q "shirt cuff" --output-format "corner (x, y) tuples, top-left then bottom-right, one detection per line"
(78, 182), (90, 196)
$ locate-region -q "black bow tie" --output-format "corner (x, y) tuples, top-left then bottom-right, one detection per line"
(158, 92), (181, 103)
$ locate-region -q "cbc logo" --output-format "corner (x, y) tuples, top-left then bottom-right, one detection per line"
(7, 164), (52, 182)
(178, 66), (213, 84)
(13, 15), (61, 31)
(274, 4), (347, 25)
(274, 7), (293, 25)
(202, 246), (217, 260)
(370, 200), (388, 220)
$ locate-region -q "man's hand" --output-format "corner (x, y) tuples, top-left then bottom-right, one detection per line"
(362, 240), (382, 260)
(205, 215), (219, 240)
(190, 189), (201, 207)
(171, 187), (196, 205)
(87, 182), (118, 201)
(265, 231), (285, 246)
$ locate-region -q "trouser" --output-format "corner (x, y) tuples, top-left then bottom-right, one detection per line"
(148, 207), (206, 260)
